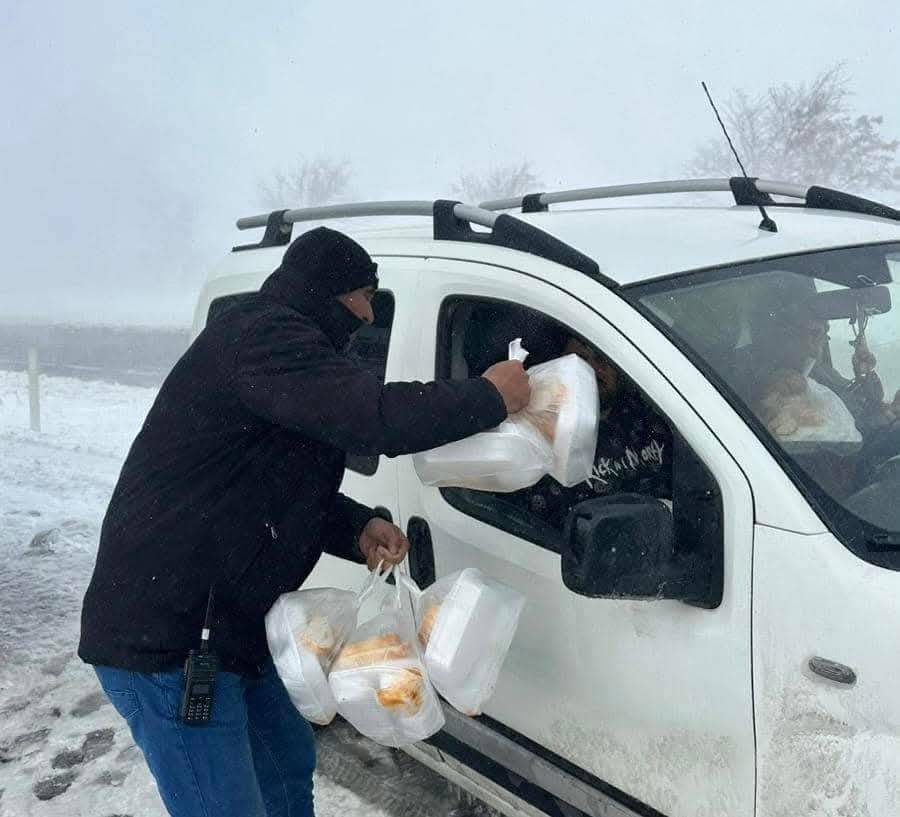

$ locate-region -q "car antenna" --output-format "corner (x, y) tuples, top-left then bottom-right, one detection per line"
(701, 81), (778, 233)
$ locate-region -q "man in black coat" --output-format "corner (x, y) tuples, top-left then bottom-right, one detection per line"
(79, 227), (530, 817)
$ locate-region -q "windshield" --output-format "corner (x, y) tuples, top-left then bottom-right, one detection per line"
(634, 242), (900, 555)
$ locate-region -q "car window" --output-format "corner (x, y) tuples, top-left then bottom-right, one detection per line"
(634, 242), (900, 567)
(436, 297), (680, 552)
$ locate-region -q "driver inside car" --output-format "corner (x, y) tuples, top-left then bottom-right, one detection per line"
(752, 314), (861, 443)
(743, 302), (900, 500)
(751, 307), (897, 441)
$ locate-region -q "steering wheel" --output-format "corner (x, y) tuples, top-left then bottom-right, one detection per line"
(844, 457), (900, 531)
(852, 416), (900, 489)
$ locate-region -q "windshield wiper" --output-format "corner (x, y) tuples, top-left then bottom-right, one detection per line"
(868, 533), (900, 551)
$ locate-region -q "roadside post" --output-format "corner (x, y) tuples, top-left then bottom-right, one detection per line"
(27, 347), (41, 432)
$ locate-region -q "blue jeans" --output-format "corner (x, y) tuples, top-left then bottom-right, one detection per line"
(94, 659), (316, 817)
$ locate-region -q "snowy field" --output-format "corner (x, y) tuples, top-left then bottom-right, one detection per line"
(0, 369), (489, 817)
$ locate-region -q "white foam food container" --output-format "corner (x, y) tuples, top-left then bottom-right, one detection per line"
(412, 419), (552, 493)
(416, 568), (526, 716)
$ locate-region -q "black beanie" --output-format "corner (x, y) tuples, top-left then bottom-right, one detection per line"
(260, 227), (379, 312)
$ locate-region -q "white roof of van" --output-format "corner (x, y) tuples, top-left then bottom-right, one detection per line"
(216, 205), (900, 289)
(520, 206), (899, 285)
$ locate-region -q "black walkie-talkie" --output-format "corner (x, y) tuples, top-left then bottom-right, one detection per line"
(180, 586), (218, 726)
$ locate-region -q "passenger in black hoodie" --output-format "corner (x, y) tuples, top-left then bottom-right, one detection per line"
(79, 227), (529, 817)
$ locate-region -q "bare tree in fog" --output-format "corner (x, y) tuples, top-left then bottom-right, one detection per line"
(452, 161), (542, 204)
(688, 65), (900, 191)
(257, 157), (354, 209)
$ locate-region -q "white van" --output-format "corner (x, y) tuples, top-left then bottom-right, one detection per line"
(193, 180), (900, 817)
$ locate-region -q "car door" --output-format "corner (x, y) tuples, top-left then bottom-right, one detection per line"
(395, 256), (756, 817)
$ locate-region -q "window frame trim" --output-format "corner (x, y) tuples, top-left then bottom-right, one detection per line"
(342, 288), (397, 477)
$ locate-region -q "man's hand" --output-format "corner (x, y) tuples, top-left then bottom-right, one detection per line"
(852, 333), (877, 378)
(359, 517), (410, 570)
(482, 360), (531, 414)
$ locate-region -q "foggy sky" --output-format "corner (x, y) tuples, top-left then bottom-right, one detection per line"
(1, 0), (898, 325)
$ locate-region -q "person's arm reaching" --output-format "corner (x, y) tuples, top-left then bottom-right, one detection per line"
(235, 310), (527, 456)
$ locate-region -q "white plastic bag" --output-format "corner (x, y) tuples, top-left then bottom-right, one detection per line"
(761, 375), (862, 446)
(329, 568), (444, 748)
(520, 353), (599, 487)
(404, 568), (526, 716)
(414, 341), (599, 492)
(411, 420), (552, 492)
(265, 567), (390, 725)
(413, 339), (554, 492)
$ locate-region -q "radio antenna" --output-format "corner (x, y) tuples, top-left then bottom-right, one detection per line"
(701, 81), (777, 233)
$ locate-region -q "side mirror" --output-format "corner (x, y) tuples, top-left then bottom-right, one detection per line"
(561, 494), (710, 602)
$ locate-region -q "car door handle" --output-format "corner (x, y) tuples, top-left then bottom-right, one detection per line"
(808, 656), (857, 686)
(373, 506), (393, 523)
(406, 516), (436, 587)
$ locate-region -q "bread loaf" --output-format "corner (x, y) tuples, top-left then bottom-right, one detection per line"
(295, 616), (336, 657)
(758, 370), (824, 437)
(333, 633), (412, 670)
(418, 603), (441, 647)
(521, 381), (568, 441)
(376, 667), (425, 716)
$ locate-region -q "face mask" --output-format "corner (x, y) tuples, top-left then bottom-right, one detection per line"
(318, 299), (365, 352)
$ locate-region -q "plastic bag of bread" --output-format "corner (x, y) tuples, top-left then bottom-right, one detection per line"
(413, 341), (598, 491)
(404, 568), (526, 716)
(329, 571), (444, 747)
(757, 370), (862, 447)
(413, 339), (554, 492)
(411, 417), (552, 492)
(519, 353), (599, 487)
(265, 566), (390, 725)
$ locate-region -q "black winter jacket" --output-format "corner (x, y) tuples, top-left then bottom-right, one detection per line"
(79, 291), (506, 676)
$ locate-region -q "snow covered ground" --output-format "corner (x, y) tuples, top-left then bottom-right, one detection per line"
(0, 369), (489, 817)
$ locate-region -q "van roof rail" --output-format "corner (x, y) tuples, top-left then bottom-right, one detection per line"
(233, 199), (615, 287)
(479, 177), (900, 223)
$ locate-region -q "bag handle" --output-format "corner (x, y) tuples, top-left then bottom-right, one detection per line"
(397, 572), (423, 601)
(357, 561), (423, 615)
(508, 337), (529, 363)
(356, 561), (394, 606)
